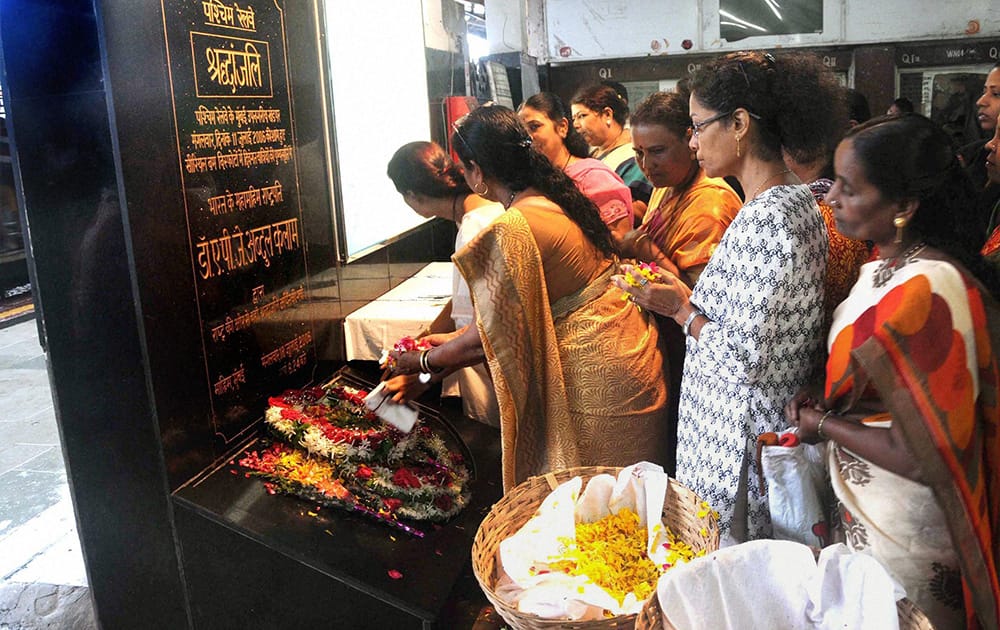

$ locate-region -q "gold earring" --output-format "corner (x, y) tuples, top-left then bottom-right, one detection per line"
(474, 181), (489, 196)
(735, 135), (741, 158)
(893, 216), (907, 244)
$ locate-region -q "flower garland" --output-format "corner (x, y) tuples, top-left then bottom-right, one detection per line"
(266, 385), (414, 462)
(251, 382), (471, 525)
(239, 442), (469, 525)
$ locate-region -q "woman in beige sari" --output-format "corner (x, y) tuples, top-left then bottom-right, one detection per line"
(387, 105), (669, 490)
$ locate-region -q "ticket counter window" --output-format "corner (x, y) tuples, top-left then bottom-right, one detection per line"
(898, 67), (991, 147)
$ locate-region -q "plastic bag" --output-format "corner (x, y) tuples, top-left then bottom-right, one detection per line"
(758, 433), (831, 546)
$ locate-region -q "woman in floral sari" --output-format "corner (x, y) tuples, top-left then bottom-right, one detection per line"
(387, 105), (669, 491)
(787, 114), (1000, 629)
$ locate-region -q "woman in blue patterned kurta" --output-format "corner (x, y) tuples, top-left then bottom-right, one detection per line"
(614, 51), (846, 542)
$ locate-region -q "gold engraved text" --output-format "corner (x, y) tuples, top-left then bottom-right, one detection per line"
(209, 286), (306, 343)
(213, 363), (247, 396)
(203, 0), (256, 32)
(205, 42), (262, 94)
(195, 217), (301, 279)
(206, 181), (283, 215)
(261, 331), (313, 368)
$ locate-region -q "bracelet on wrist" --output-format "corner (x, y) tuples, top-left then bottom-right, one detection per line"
(817, 410), (834, 441)
(682, 307), (704, 336)
(419, 349), (444, 374)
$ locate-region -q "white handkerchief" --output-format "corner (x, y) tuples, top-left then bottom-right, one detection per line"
(805, 544), (903, 629)
(364, 382), (418, 433)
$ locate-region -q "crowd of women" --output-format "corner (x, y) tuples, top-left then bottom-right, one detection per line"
(383, 52), (1000, 629)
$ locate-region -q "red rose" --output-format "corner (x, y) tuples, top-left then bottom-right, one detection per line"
(356, 465), (374, 480)
(433, 494), (453, 512)
(383, 498), (402, 512)
(393, 336), (420, 353)
(392, 468), (422, 489)
(268, 396), (290, 408)
(280, 408), (306, 421)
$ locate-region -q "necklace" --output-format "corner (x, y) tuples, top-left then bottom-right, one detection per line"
(872, 240), (926, 288)
(597, 128), (626, 158)
(749, 168), (792, 201)
(561, 152), (573, 170)
(503, 190), (517, 209)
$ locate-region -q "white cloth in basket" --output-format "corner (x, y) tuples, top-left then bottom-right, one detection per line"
(496, 462), (671, 619)
(656, 541), (904, 629)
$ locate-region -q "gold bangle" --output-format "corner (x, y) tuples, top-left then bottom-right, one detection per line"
(817, 410), (834, 441)
(633, 233), (650, 258)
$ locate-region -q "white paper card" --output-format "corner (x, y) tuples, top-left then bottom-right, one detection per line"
(363, 382), (418, 433)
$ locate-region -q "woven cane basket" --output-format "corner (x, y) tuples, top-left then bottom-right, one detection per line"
(634, 581), (936, 630)
(471, 466), (720, 630)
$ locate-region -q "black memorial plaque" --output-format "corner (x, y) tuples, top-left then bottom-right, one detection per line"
(162, 0), (315, 443)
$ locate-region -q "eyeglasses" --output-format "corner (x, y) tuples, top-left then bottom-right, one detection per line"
(734, 51), (776, 87)
(452, 116), (476, 162)
(452, 101), (500, 161)
(690, 111), (732, 137)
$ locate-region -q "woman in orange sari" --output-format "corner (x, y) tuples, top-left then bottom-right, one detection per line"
(620, 89), (741, 287)
(787, 114), (1000, 629)
(617, 89), (743, 474)
(387, 105), (669, 490)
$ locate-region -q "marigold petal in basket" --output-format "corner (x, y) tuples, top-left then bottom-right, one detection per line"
(472, 465), (719, 630)
(491, 462), (710, 620)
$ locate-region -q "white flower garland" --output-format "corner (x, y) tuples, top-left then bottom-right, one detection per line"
(261, 384), (471, 522)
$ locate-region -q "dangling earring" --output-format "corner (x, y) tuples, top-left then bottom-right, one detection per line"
(473, 181), (489, 196)
(735, 135), (741, 158)
(893, 216), (907, 244)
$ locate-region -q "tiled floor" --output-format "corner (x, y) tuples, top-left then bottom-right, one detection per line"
(0, 318), (96, 629)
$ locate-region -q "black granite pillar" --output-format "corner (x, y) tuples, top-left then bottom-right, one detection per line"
(0, 1), (501, 628)
(0, 0), (190, 627)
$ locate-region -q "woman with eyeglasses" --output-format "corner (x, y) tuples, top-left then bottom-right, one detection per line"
(517, 92), (634, 241)
(622, 88), (742, 287)
(387, 105), (670, 490)
(615, 51), (843, 542)
(616, 88), (743, 475)
(571, 84), (653, 216)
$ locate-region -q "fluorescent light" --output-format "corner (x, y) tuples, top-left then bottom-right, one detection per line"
(719, 9), (768, 33)
(763, 0), (783, 21)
